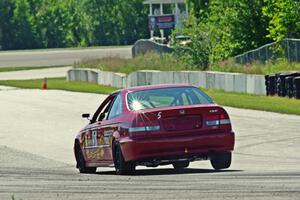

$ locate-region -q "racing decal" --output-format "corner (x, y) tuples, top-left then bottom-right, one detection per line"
(86, 148), (105, 160)
(99, 148), (105, 158)
(81, 133), (86, 146)
(84, 131), (97, 147)
(98, 134), (105, 145)
(88, 132), (93, 146)
(84, 133), (89, 146)
(91, 130), (97, 146)
(82, 130), (100, 147)
(103, 130), (113, 145)
(157, 112), (162, 119)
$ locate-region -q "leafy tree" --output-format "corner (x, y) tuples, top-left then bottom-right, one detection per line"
(36, 0), (72, 47)
(11, 0), (41, 49)
(62, 0), (94, 47)
(206, 0), (270, 61)
(188, 0), (209, 19)
(176, 0), (271, 66)
(263, 0), (300, 41)
(0, 0), (148, 49)
(84, 0), (148, 46)
(0, 0), (16, 49)
(172, 16), (211, 69)
(3, 0), (299, 55)
(112, 0), (148, 45)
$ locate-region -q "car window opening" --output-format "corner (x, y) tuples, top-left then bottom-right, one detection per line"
(127, 87), (213, 111)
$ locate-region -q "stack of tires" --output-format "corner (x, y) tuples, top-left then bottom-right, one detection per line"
(285, 76), (294, 98)
(294, 77), (300, 99)
(265, 75), (276, 96)
(265, 72), (300, 99)
(277, 73), (293, 97)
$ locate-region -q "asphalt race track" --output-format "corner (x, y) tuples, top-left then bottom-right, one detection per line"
(0, 88), (299, 200)
(0, 47), (132, 68)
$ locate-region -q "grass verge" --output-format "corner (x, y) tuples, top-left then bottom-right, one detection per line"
(0, 78), (117, 94)
(0, 78), (299, 115)
(209, 59), (300, 75)
(74, 53), (191, 74)
(0, 65), (67, 73)
(75, 54), (300, 75)
(203, 88), (300, 115)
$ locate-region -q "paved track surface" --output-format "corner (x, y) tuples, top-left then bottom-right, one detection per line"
(0, 47), (132, 67)
(0, 67), (71, 80)
(0, 88), (299, 200)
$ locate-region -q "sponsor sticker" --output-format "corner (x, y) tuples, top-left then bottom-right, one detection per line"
(104, 130), (113, 145)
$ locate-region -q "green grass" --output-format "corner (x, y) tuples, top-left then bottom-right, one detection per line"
(0, 65), (67, 73)
(210, 59), (300, 75)
(74, 53), (191, 74)
(203, 88), (300, 115)
(75, 54), (300, 75)
(0, 77), (118, 94)
(0, 78), (299, 115)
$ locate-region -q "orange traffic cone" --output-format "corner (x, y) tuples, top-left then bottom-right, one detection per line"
(42, 77), (47, 90)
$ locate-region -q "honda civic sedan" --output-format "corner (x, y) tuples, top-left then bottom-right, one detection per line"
(74, 84), (235, 175)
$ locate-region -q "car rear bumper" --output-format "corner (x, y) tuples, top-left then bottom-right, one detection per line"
(119, 131), (235, 162)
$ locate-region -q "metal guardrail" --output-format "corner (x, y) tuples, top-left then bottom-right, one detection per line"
(234, 38), (300, 64)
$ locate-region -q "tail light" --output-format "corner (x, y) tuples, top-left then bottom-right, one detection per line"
(129, 117), (160, 133)
(206, 114), (231, 129)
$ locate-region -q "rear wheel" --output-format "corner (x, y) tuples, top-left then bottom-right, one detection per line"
(172, 161), (190, 170)
(113, 142), (135, 175)
(210, 151), (232, 170)
(75, 143), (96, 174)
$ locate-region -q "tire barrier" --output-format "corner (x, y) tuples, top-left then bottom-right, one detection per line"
(294, 77), (300, 99)
(265, 75), (269, 96)
(285, 76), (294, 98)
(265, 72), (300, 99)
(265, 75), (276, 96)
(276, 73), (291, 97)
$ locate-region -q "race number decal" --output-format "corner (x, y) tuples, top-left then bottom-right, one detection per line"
(157, 112), (162, 120)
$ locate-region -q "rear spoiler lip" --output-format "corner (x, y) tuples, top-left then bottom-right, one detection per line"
(131, 103), (221, 113)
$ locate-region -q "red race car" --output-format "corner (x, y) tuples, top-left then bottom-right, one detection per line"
(74, 84), (235, 175)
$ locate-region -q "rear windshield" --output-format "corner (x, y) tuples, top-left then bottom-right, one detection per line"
(127, 87), (213, 111)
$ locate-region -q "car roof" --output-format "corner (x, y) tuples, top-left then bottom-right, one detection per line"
(123, 84), (194, 93)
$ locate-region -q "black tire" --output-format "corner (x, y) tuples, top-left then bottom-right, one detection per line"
(172, 161), (190, 170)
(210, 151), (232, 170)
(113, 142), (135, 175)
(75, 142), (97, 174)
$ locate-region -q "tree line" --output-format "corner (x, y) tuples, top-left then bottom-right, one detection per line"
(0, 0), (299, 67)
(178, 0), (300, 68)
(0, 0), (148, 50)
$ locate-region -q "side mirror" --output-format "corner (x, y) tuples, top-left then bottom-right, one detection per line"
(82, 113), (90, 119)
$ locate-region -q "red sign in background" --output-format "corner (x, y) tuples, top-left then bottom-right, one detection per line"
(148, 15), (175, 30)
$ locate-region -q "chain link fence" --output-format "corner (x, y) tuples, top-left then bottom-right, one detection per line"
(234, 38), (300, 64)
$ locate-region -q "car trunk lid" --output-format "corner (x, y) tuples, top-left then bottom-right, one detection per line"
(129, 104), (231, 138)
